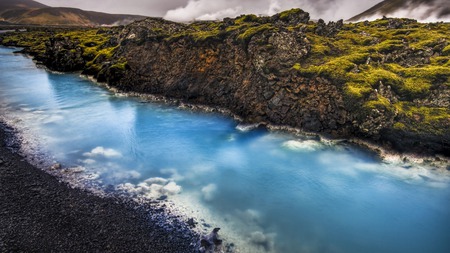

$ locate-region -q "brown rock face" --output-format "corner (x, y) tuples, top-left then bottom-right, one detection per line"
(109, 18), (353, 138)
(36, 11), (448, 156)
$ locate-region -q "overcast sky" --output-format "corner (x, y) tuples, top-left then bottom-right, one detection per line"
(37, 0), (382, 21)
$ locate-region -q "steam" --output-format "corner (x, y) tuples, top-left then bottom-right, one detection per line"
(356, 0), (450, 22)
(268, 0), (281, 16)
(38, 0), (450, 23)
(163, 0), (381, 22)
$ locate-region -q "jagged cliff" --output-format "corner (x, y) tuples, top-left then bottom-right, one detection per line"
(1, 9), (449, 156)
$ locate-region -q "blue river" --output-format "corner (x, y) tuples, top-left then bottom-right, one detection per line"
(1, 46), (449, 253)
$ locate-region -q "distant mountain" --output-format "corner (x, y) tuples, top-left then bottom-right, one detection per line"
(349, 0), (450, 22)
(0, 0), (48, 13)
(0, 0), (146, 26)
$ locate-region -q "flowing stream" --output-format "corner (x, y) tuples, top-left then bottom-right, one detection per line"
(1, 46), (449, 253)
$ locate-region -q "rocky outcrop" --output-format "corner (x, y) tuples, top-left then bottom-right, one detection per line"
(43, 36), (86, 72)
(92, 12), (449, 156)
(315, 19), (344, 37)
(108, 16), (353, 136)
(6, 9), (447, 156)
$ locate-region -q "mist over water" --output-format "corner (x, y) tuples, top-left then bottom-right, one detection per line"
(1, 46), (450, 253)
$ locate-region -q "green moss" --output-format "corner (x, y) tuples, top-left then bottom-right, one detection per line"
(166, 21), (227, 42)
(370, 39), (404, 53)
(402, 65), (449, 80)
(296, 54), (367, 81)
(279, 9), (305, 20)
(393, 122), (406, 130)
(0, 31), (51, 56)
(235, 14), (260, 24)
(237, 24), (276, 42)
(430, 56), (449, 65)
(365, 95), (394, 111)
(346, 67), (402, 88)
(190, 29), (223, 41)
(395, 102), (449, 123)
(53, 29), (114, 61)
(345, 82), (372, 98)
(443, 45), (450, 56)
(85, 61), (102, 73)
(384, 64), (449, 98)
(292, 63), (301, 70)
(405, 28), (448, 50)
(393, 102), (450, 134)
(311, 43), (330, 55)
(110, 57), (128, 71)
(400, 78), (431, 97)
(314, 57), (356, 80)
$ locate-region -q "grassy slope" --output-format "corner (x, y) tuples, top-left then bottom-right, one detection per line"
(297, 18), (449, 136)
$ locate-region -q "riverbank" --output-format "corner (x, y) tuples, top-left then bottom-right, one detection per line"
(0, 123), (198, 252)
(88, 75), (450, 171)
(0, 12), (449, 156)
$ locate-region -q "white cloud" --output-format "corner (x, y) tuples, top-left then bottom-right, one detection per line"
(163, 0), (381, 22)
(43, 0), (439, 22)
(268, 0), (281, 16)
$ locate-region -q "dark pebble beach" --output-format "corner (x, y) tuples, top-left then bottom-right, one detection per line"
(0, 124), (198, 253)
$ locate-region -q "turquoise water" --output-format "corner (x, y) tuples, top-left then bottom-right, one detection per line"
(1, 46), (450, 253)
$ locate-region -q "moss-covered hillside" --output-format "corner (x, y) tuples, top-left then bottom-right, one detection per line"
(0, 9), (449, 155)
(299, 18), (449, 138)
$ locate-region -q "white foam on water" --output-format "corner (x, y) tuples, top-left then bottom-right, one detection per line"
(41, 114), (65, 125)
(282, 139), (323, 152)
(162, 182), (183, 195)
(109, 170), (141, 181)
(170, 192), (279, 253)
(236, 123), (262, 132)
(248, 231), (276, 252)
(116, 176), (183, 199)
(82, 158), (97, 165)
(160, 168), (185, 181)
(83, 146), (123, 158)
(144, 177), (169, 185)
(318, 152), (450, 188)
(201, 183), (217, 201)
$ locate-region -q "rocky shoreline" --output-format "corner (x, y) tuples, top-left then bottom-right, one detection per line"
(86, 74), (450, 170)
(1, 11), (449, 157)
(0, 123), (199, 253)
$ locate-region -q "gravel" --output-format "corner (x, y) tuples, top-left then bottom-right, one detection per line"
(0, 124), (198, 253)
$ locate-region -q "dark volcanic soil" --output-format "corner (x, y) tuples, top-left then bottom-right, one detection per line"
(0, 124), (197, 253)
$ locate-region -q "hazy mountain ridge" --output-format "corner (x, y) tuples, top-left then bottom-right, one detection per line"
(0, 0), (146, 26)
(349, 0), (450, 22)
(0, 0), (48, 14)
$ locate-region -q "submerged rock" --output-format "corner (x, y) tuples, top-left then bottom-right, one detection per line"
(199, 228), (223, 253)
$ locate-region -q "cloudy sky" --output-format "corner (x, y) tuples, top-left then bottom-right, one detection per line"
(37, 0), (382, 21)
